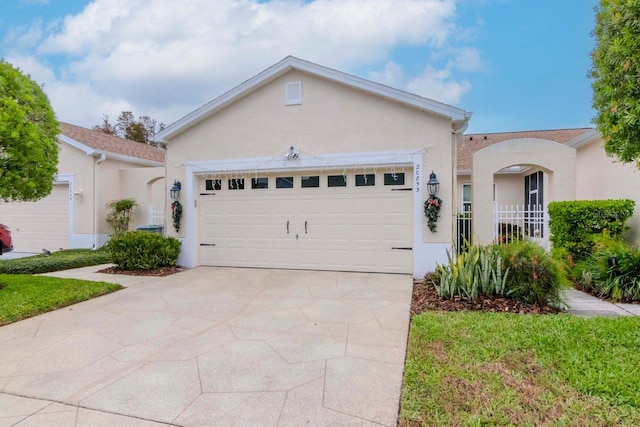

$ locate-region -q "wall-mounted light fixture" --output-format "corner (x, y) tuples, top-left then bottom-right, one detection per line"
(170, 180), (182, 201)
(427, 171), (440, 197)
(285, 146), (300, 160)
(73, 188), (83, 199)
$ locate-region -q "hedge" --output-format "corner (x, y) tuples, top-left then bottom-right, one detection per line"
(548, 199), (635, 259)
(0, 249), (111, 274)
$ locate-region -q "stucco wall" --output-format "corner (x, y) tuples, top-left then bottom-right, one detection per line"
(119, 167), (166, 231)
(165, 69), (456, 245)
(472, 138), (576, 243)
(576, 138), (640, 244)
(57, 143), (95, 236)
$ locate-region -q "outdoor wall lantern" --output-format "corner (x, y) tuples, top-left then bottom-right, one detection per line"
(170, 180), (182, 201)
(427, 171), (440, 197)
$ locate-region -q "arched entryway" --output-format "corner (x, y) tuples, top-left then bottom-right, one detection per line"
(471, 138), (576, 244)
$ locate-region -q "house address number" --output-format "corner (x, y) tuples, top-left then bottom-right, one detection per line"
(415, 164), (420, 193)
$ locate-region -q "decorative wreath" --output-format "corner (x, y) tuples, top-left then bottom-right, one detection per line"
(424, 195), (442, 232)
(171, 200), (183, 233)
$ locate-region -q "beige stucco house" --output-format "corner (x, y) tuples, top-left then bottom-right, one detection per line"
(458, 128), (640, 246)
(157, 56), (472, 278)
(0, 123), (166, 252)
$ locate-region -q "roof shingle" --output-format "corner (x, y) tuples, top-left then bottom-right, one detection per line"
(59, 122), (165, 164)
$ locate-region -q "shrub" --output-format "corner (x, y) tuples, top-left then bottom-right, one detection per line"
(106, 198), (137, 234)
(579, 234), (640, 302)
(496, 240), (569, 306)
(433, 245), (509, 300)
(0, 249), (111, 274)
(548, 199), (635, 260)
(106, 231), (180, 270)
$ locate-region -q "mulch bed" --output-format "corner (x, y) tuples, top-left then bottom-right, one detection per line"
(411, 280), (561, 316)
(97, 265), (184, 277)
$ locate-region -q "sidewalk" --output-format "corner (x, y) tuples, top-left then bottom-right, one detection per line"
(563, 288), (640, 317)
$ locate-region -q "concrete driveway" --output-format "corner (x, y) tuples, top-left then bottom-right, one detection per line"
(0, 267), (412, 426)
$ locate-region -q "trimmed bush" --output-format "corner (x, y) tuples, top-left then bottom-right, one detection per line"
(106, 231), (180, 270)
(548, 199), (635, 260)
(0, 249), (111, 274)
(496, 240), (569, 306)
(579, 234), (640, 302)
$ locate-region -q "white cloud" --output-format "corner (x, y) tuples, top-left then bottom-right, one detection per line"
(2, 0), (481, 127)
(407, 64), (471, 104)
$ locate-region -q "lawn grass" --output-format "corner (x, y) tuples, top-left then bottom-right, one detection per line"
(401, 312), (640, 426)
(0, 249), (111, 274)
(0, 274), (122, 325)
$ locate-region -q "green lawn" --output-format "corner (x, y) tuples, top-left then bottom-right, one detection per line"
(401, 312), (640, 426)
(0, 274), (122, 325)
(0, 249), (111, 274)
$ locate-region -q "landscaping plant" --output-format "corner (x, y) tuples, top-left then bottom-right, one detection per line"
(106, 230), (180, 270)
(496, 240), (569, 306)
(548, 199), (635, 260)
(433, 244), (509, 300)
(106, 198), (137, 234)
(579, 233), (640, 302)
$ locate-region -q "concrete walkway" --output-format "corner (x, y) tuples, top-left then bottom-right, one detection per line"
(563, 288), (640, 317)
(0, 266), (413, 426)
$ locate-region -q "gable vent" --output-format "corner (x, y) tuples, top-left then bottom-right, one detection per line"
(285, 81), (302, 106)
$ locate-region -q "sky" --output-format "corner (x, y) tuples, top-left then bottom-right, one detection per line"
(1, 0), (599, 134)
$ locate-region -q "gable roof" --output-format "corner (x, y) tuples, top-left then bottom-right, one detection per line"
(457, 128), (593, 172)
(59, 122), (165, 166)
(156, 56), (472, 141)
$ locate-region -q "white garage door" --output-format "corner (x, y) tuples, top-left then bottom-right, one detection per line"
(0, 184), (70, 252)
(199, 170), (413, 273)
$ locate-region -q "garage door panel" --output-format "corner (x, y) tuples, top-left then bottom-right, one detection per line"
(198, 170), (412, 273)
(0, 184), (70, 252)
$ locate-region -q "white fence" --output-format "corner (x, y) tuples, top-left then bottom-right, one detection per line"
(493, 203), (548, 245)
(148, 205), (164, 225)
(455, 210), (473, 253)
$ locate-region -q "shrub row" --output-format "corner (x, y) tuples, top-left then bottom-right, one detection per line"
(432, 240), (567, 306)
(0, 249), (111, 274)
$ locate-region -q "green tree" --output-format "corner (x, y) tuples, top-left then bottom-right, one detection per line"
(0, 61), (59, 202)
(591, 0), (640, 166)
(93, 111), (165, 145)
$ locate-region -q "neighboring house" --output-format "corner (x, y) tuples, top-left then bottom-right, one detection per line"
(0, 123), (166, 252)
(157, 56), (472, 278)
(458, 128), (640, 246)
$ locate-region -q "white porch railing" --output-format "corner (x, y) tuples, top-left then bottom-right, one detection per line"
(148, 205), (164, 225)
(455, 210), (473, 253)
(493, 203), (548, 245)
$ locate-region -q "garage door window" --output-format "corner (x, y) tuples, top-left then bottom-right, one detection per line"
(252, 177), (268, 189)
(276, 177), (294, 188)
(206, 179), (222, 191)
(384, 173), (405, 185)
(228, 179), (245, 190)
(355, 174), (375, 186)
(301, 176), (319, 188)
(328, 175), (347, 187)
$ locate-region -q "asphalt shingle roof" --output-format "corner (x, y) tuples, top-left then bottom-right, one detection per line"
(59, 122), (165, 164)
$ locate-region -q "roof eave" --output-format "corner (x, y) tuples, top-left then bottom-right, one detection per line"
(565, 128), (600, 149)
(156, 56), (471, 142)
